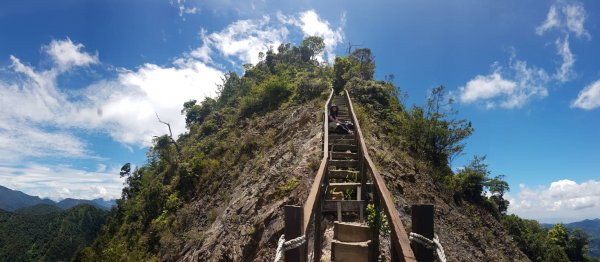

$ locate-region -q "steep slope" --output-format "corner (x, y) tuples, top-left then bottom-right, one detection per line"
(347, 80), (528, 261)
(82, 39), (529, 261)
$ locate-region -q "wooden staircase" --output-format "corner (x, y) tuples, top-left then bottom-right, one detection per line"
(324, 95), (372, 261)
(282, 89), (416, 262)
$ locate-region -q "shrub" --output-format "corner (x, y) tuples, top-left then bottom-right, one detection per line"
(240, 76), (292, 117)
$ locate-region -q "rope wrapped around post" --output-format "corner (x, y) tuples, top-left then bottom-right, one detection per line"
(409, 232), (447, 262)
(274, 234), (307, 262)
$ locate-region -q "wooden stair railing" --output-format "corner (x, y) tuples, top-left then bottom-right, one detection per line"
(344, 90), (417, 262)
(282, 88), (417, 262)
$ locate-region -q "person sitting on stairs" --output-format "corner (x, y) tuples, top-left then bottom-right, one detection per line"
(329, 105), (354, 134)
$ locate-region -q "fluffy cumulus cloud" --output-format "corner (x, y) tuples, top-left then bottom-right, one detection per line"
(571, 80), (600, 110)
(0, 9), (344, 200)
(508, 179), (600, 223)
(203, 16), (289, 65)
(0, 38), (223, 199)
(1, 39), (224, 159)
(192, 10), (344, 66)
(278, 10), (345, 63)
(43, 38), (99, 71)
(459, 55), (549, 109)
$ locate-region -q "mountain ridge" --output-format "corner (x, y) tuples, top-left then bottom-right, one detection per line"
(0, 185), (116, 211)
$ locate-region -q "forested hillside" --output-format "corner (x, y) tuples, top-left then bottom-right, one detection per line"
(77, 37), (594, 261)
(0, 204), (108, 261)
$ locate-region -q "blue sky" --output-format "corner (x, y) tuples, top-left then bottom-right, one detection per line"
(0, 0), (598, 223)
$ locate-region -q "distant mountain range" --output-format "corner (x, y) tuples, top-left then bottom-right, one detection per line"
(0, 185), (116, 211)
(543, 218), (600, 258)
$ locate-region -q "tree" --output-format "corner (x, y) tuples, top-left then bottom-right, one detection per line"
(349, 48), (375, 80)
(455, 155), (488, 202)
(487, 175), (510, 214)
(300, 36), (325, 61)
(181, 98), (216, 127)
(548, 224), (569, 247)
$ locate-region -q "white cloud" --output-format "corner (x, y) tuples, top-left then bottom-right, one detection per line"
(0, 10), (343, 199)
(190, 28), (213, 64)
(43, 38), (99, 71)
(84, 60), (224, 145)
(508, 179), (600, 223)
(554, 36), (575, 82)
(535, 1), (590, 84)
(459, 71), (516, 104)
(459, 54), (549, 109)
(192, 10), (344, 67)
(0, 164), (124, 200)
(0, 38), (224, 162)
(278, 10), (345, 63)
(571, 80), (600, 110)
(204, 15), (289, 65)
(536, 1), (590, 39)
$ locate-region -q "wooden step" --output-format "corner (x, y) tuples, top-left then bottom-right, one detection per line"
(329, 144), (358, 152)
(323, 200), (365, 213)
(329, 138), (355, 145)
(329, 182), (362, 191)
(328, 159), (359, 168)
(328, 169), (360, 179)
(334, 222), (371, 242)
(332, 240), (371, 262)
(329, 133), (355, 139)
(330, 152), (358, 160)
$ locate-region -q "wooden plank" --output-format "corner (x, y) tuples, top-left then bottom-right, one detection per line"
(328, 182), (360, 192)
(411, 204), (434, 261)
(328, 159), (359, 168)
(285, 205), (304, 262)
(323, 200), (365, 212)
(328, 169), (360, 179)
(329, 182), (372, 191)
(334, 222), (371, 243)
(302, 88), (334, 234)
(330, 152), (359, 160)
(332, 240), (371, 262)
(345, 90), (416, 262)
(328, 144), (358, 152)
(329, 138), (355, 145)
(329, 133), (355, 139)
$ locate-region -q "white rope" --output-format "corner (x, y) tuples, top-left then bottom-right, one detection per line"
(274, 234), (307, 262)
(409, 232), (447, 262)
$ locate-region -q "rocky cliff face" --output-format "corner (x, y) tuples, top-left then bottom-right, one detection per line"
(360, 111), (529, 261)
(174, 100), (324, 261)
(172, 97), (528, 261)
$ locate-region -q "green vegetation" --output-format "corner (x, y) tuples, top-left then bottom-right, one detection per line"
(503, 215), (596, 262)
(0, 205), (108, 262)
(79, 37), (331, 261)
(335, 46), (597, 261)
(70, 37), (596, 261)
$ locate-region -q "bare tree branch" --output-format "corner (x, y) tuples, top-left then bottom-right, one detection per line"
(155, 112), (180, 152)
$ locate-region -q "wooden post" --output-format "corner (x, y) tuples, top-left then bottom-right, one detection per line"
(411, 204), (434, 262)
(314, 199), (322, 261)
(285, 205), (305, 262)
(373, 190), (381, 262)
